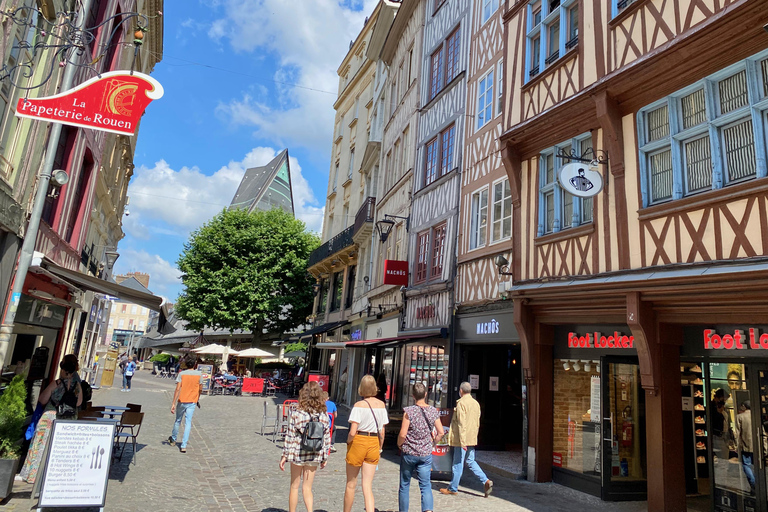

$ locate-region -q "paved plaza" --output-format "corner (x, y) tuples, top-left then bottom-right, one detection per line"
(1, 370), (650, 512)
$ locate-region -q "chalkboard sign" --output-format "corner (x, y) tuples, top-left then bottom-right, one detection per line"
(198, 364), (213, 393)
(38, 420), (116, 508)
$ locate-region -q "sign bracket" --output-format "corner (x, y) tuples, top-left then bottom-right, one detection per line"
(556, 147), (610, 166)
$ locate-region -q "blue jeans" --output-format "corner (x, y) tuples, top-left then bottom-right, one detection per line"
(171, 402), (196, 448)
(742, 452), (756, 491)
(399, 454), (432, 512)
(448, 446), (488, 492)
(122, 373), (127, 388)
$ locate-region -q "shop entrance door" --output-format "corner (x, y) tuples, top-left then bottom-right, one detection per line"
(601, 357), (647, 501)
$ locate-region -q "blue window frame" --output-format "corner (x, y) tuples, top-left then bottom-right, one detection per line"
(611, 0), (639, 19)
(476, 69), (494, 130)
(525, 0), (578, 82)
(538, 135), (594, 236)
(637, 51), (768, 207)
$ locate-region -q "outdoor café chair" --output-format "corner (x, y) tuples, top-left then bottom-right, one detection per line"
(78, 410), (103, 420)
(261, 401), (278, 438)
(265, 381), (277, 397)
(126, 403), (142, 413)
(116, 411), (144, 464)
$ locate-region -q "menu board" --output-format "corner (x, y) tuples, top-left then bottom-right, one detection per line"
(198, 364), (214, 393)
(39, 420), (116, 508)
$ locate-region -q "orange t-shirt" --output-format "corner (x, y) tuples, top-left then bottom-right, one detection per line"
(176, 369), (203, 403)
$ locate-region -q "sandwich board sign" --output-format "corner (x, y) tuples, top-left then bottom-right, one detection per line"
(38, 420), (116, 509)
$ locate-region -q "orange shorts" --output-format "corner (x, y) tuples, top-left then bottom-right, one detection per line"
(345, 434), (380, 466)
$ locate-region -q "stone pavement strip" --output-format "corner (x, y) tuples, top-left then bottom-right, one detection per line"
(1, 370), (650, 512)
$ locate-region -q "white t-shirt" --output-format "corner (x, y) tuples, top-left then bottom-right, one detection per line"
(349, 402), (389, 433)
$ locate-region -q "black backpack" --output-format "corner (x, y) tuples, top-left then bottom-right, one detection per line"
(300, 414), (325, 454)
(54, 379), (78, 419)
(80, 380), (93, 405)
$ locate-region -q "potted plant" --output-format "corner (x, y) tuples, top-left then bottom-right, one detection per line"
(0, 376), (27, 500)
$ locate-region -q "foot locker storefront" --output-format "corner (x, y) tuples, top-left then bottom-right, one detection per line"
(681, 325), (768, 512)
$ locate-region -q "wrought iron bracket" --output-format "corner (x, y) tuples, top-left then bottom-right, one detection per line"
(556, 147), (610, 166)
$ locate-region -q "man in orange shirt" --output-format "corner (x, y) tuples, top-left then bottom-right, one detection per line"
(168, 358), (203, 453)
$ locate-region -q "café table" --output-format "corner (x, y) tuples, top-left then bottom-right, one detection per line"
(102, 406), (129, 418)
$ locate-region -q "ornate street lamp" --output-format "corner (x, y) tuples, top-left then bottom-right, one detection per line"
(495, 254), (513, 276)
(375, 214), (409, 243)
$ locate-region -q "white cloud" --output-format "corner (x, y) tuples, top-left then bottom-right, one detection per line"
(208, 0), (377, 153)
(126, 147), (324, 236)
(113, 249), (183, 296)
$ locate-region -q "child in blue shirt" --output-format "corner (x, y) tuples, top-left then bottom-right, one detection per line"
(324, 392), (337, 452)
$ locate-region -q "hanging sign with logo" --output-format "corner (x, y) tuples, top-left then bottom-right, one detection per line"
(383, 260), (408, 286)
(559, 162), (603, 198)
(16, 71), (164, 136)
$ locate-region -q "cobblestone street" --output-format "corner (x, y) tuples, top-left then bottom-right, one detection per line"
(1, 371), (649, 512)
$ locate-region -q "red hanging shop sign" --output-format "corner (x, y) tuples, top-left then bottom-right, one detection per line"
(383, 260), (408, 286)
(16, 71), (164, 136)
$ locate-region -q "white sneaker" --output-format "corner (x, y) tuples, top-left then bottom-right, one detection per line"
(120, 389), (125, 392)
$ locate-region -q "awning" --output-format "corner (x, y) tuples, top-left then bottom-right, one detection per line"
(40, 260), (163, 311)
(297, 320), (349, 340)
(315, 333), (438, 350)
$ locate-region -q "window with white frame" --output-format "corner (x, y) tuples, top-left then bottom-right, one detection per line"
(491, 178), (512, 242)
(538, 135), (594, 236)
(481, 0), (497, 25)
(348, 148), (355, 179)
(470, 188), (489, 249)
(526, 0), (578, 82)
(477, 69), (494, 130)
(638, 51), (768, 207)
(496, 60), (504, 117)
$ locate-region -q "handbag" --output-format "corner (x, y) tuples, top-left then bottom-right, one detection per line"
(363, 399), (382, 449)
(417, 406), (437, 445)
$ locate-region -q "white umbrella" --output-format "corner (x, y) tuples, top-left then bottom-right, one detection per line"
(192, 344), (239, 356)
(236, 347), (276, 358)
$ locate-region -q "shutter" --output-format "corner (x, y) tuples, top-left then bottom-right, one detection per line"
(723, 118), (756, 182)
(649, 149), (673, 202)
(684, 135), (712, 193)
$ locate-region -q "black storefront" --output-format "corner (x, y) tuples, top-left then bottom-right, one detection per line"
(454, 308), (521, 450)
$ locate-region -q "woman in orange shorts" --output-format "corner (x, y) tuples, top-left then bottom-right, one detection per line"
(343, 374), (389, 512)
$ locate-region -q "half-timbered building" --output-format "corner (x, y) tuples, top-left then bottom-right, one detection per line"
(500, 0), (768, 509)
(453, 0), (520, 452)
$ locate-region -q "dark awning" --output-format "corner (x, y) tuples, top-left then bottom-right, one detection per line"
(41, 260), (163, 311)
(317, 333), (438, 350)
(297, 320), (349, 340)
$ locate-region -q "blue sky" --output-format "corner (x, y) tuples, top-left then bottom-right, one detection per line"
(113, 0), (376, 299)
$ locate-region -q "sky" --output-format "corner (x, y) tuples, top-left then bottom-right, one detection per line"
(113, 0), (377, 300)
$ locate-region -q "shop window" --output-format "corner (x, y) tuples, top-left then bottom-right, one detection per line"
(526, 0), (578, 82)
(491, 178), (512, 242)
(330, 271), (344, 312)
(538, 134), (593, 236)
(638, 51), (768, 207)
(402, 344), (448, 409)
(469, 187), (488, 249)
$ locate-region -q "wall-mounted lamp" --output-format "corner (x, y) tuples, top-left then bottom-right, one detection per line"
(312, 282), (322, 296)
(375, 214), (410, 243)
(495, 255), (513, 276)
(104, 250), (120, 271)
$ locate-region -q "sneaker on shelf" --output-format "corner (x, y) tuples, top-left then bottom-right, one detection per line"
(694, 404), (705, 410)
(697, 456), (706, 464)
(696, 442), (706, 450)
(695, 429), (706, 436)
(695, 416), (706, 424)
(692, 378), (704, 385)
(691, 365), (703, 372)
(694, 390), (704, 398)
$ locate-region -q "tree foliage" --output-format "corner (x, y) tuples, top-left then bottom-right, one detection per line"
(0, 375), (27, 459)
(283, 341), (307, 355)
(175, 208), (320, 338)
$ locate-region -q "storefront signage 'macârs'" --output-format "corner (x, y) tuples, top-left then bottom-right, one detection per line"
(703, 328), (768, 350)
(568, 331), (634, 349)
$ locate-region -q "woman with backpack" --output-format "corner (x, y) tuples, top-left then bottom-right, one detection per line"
(20, 354), (83, 483)
(396, 382), (445, 512)
(343, 374), (389, 512)
(279, 381), (331, 512)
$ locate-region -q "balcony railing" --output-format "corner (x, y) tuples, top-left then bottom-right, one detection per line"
(308, 225), (355, 268)
(353, 197), (376, 236)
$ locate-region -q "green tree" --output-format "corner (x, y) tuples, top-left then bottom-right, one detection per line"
(175, 208), (320, 339)
(0, 375), (27, 459)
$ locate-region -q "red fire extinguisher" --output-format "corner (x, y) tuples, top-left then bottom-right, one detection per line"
(621, 406), (633, 447)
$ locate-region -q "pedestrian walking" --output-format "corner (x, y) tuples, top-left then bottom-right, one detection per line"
(279, 381), (331, 512)
(123, 356), (137, 392)
(119, 353), (129, 391)
(343, 375), (389, 512)
(440, 381), (493, 497)
(397, 383), (444, 512)
(168, 357), (203, 453)
(324, 391), (338, 452)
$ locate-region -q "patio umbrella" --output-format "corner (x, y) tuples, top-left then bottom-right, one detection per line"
(192, 344), (239, 356)
(236, 347), (276, 358)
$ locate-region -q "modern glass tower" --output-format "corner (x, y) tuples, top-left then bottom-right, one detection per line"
(229, 149), (295, 216)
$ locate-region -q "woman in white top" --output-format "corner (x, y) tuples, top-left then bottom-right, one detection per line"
(344, 375), (389, 512)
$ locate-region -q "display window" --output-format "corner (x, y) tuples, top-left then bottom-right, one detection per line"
(401, 344), (448, 408)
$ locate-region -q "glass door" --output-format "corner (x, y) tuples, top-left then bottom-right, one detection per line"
(601, 357), (647, 501)
(754, 366), (768, 512)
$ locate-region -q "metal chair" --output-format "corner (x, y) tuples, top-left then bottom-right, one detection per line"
(261, 400), (278, 438)
(78, 410), (103, 420)
(116, 411), (144, 464)
(126, 403), (142, 413)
